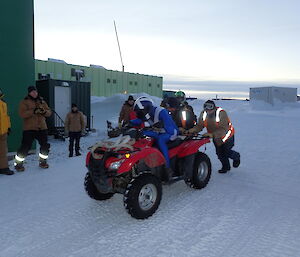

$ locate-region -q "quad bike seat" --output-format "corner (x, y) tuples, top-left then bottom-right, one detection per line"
(166, 138), (183, 149)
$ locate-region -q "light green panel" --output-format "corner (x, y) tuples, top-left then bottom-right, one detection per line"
(35, 60), (163, 97)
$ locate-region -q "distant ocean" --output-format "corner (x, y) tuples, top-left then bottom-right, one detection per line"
(163, 80), (300, 100)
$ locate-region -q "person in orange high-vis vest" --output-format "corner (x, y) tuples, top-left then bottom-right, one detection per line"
(0, 88), (14, 175)
(186, 100), (240, 173)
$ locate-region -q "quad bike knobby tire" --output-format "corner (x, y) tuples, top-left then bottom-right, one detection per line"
(124, 173), (162, 219)
(84, 173), (114, 200)
(188, 152), (211, 189)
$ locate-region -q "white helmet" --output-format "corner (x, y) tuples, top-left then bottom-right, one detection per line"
(133, 96), (154, 120)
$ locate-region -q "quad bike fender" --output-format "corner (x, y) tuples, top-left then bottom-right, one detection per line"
(177, 138), (210, 158)
(117, 147), (165, 174)
(169, 147), (182, 159)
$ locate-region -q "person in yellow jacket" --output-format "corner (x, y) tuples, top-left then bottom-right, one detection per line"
(14, 86), (52, 171)
(0, 88), (14, 175)
(184, 100), (240, 173)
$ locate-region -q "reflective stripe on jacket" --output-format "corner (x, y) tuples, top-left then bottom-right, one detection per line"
(202, 107), (234, 142)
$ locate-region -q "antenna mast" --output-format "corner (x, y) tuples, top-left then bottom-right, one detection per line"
(114, 20), (124, 72)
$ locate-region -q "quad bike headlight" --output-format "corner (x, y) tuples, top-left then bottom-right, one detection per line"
(109, 159), (125, 171)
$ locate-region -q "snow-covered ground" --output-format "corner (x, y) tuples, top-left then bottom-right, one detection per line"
(1, 94), (300, 257)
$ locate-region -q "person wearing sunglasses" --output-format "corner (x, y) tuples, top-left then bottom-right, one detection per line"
(184, 100), (240, 173)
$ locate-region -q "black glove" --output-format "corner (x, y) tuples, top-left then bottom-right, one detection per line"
(7, 128), (11, 136)
(34, 107), (46, 115)
(39, 107), (46, 115)
(34, 108), (40, 114)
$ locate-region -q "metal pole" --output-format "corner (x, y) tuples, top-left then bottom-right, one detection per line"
(114, 20), (124, 72)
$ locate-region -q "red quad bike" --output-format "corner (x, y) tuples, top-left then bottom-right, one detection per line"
(84, 133), (211, 219)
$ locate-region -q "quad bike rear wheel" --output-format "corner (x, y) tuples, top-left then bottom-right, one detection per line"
(188, 152), (211, 189)
(84, 173), (114, 200)
(124, 173), (162, 219)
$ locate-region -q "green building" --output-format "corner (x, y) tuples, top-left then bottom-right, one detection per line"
(1, 1), (35, 152)
(35, 59), (163, 98)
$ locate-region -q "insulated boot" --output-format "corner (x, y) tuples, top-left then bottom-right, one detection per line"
(218, 165), (232, 173)
(233, 158), (240, 168)
(39, 159), (49, 169)
(15, 162), (25, 172)
(69, 152), (73, 157)
(75, 151), (81, 156)
(218, 169), (229, 174)
(0, 168), (14, 175)
(165, 167), (174, 181)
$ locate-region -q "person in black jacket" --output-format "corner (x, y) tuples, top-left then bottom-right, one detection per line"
(165, 95), (196, 131)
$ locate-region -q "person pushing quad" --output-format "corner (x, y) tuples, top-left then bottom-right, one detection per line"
(183, 100), (240, 173)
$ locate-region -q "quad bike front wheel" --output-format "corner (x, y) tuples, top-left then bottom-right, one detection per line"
(188, 152), (211, 189)
(84, 173), (114, 200)
(124, 173), (162, 219)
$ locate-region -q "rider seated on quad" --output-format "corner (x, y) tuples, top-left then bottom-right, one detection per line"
(165, 92), (197, 132)
(130, 96), (179, 180)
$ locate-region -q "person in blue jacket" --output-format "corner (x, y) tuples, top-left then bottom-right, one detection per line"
(131, 96), (179, 180)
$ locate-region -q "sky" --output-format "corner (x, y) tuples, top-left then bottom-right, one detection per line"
(34, 0), (300, 98)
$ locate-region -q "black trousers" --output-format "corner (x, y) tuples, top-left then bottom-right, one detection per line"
(17, 130), (50, 158)
(213, 136), (240, 170)
(69, 132), (81, 154)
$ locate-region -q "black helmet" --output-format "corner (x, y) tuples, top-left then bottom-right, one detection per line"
(166, 97), (180, 109)
(175, 90), (186, 103)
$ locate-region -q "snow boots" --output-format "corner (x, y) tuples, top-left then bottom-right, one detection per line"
(39, 158), (49, 169)
(218, 168), (230, 173)
(0, 168), (14, 175)
(69, 151), (81, 157)
(233, 158), (240, 168)
(165, 167), (174, 182)
(14, 162), (25, 172)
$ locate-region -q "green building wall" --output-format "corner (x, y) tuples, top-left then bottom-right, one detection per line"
(35, 60), (163, 98)
(1, 1), (35, 152)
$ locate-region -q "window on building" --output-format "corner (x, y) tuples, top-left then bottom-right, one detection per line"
(113, 79), (117, 84)
(157, 84), (160, 88)
(129, 81), (133, 85)
(107, 78), (111, 83)
(149, 83), (152, 87)
(134, 81), (138, 86)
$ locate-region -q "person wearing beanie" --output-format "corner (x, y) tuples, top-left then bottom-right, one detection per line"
(14, 86), (52, 171)
(118, 95), (135, 128)
(64, 103), (85, 157)
(0, 88), (14, 175)
(183, 100), (240, 174)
